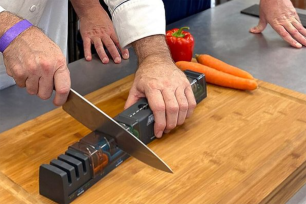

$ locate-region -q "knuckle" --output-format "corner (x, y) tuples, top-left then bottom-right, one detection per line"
(296, 26), (305, 32)
(6, 69), (12, 77)
(14, 69), (26, 80)
(65, 68), (70, 75)
(95, 45), (104, 52)
(179, 103), (189, 112)
(104, 41), (114, 48)
(163, 80), (172, 87)
(16, 82), (25, 87)
(83, 30), (92, 37)
(56, 66), (70, 76)
(288, 10), (297, 17)
(166, 123), (176, 130)
(189, 99), (197, 110)
(168, 105), (179, 114)
(93, 27), (103, 35)
(56, 57), (66, 67)
(27, 90), (36, 95)
(112, 38), (120, 46)
(155, 122), (166, 131)
(40, 60), (53, 73)
(56, 86), (70, 95)
(146, 80), (158, 89)
(279, 30), (289, 38)
(39, 93), (52, 100)
(25, 61), (37, 75)
(177, 118), (186, 126)
(151, 104), (165, 113)
(291, 29), (299, 36)
(184, 82), (191, 87)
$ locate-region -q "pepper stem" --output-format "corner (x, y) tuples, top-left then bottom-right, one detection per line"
(172, 26), (190, 38)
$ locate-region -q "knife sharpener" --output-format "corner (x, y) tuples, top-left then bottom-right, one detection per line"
(39, 70), (207, 204)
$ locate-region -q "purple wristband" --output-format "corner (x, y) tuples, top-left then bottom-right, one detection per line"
(0, 19), (32, 53)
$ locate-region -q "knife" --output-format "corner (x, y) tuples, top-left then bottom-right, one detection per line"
(62, 89), (173, 173)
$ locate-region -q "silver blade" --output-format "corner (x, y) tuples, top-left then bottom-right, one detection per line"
(62, 89), (172, 173)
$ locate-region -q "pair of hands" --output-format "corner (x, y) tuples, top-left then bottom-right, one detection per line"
(2, 9), (195, 138)
(2, 5), (128, 104)
(4, 6), (127, 106)
(250, 0), (306, 48)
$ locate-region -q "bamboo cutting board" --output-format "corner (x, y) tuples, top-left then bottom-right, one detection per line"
(0, 74), (306, 204)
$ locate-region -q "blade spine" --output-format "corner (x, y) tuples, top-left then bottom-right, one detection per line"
(67, 89), (150, 146)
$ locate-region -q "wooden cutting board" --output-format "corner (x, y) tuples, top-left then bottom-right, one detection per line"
(0, 74), (306, 204)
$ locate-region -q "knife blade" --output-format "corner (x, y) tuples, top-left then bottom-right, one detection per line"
(62, 89), (173, 173)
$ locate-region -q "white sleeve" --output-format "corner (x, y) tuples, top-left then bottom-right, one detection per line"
(0, 6), (5, 13)
(104, 0), (166, 49)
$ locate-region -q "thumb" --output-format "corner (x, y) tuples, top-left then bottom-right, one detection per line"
(250, 16), (268, 33)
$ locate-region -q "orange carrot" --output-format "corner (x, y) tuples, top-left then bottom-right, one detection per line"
(196, 54), (254, 79)
(176, 61), (257, 90)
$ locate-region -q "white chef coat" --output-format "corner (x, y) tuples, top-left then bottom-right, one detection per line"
(0, 0), (68, 90)
(104, 0), (166, 49)
(0, 0), (165, 89)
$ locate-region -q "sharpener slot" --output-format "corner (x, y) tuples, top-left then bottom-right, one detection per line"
(39, 149), (92, 204)
(58, 154), (83, 179)
(50, 159), (76, 184)
(65, 148), (90, 175)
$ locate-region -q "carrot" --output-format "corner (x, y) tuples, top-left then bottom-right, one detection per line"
(196, 54), (254, 79)
(176, 61), (257, 90)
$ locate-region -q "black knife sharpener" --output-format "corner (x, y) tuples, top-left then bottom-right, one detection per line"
(39, 70), (207, 204)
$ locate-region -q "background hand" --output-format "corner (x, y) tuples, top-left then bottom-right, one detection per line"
(79, 6), (129, 63)
(250, 0), (306, 48)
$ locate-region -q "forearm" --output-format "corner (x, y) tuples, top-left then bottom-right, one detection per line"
(132, 35), (172, 64)
(0, 11), (22, 36)
(70, 0), (103, 19)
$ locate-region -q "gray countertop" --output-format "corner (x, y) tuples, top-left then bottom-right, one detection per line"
(1, 0), (306, 203)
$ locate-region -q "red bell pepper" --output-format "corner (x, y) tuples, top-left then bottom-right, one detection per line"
(166, 26), (194, 62)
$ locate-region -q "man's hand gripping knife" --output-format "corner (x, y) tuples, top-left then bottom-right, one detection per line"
(0, 9), (70, 106)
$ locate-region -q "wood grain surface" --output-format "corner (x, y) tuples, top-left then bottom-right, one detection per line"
(0, 75), (306, 204)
